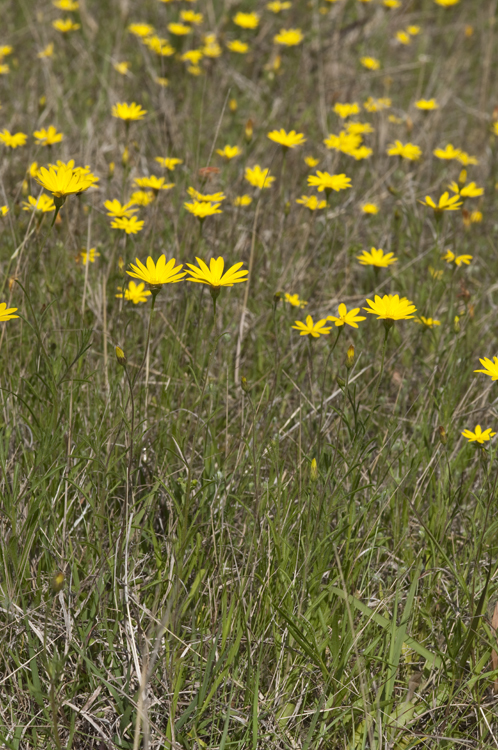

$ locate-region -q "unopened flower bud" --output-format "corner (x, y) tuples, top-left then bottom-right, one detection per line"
(229, 98), (238, 113)
(310, 458), (318, 482)
(122, 146), (129, 167)
(336, 375), (345, 388)
(118, 255), (125, 272)
(458, 169), (467, 186)
(52, 571), (65, 593)
(245, 119), (254, 142)
(454, 315), (460, 332)
(346, 344), (355, 369)
(241, 376), (250, 393)
(108, 161), (115, 179)
(115, 345), (127, 366)
(439, 426), (447, 445)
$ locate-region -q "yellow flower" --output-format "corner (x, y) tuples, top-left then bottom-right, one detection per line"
(187, 187), (225, 202)
(364, 294), (417, 321)
(104, 199), (138, 218)
(134, 176), (174, 191)
(396, 30), (411, 44)
(433, 143), (461, 160)
(33, 125), (63, 145)
(448, 181), (483, 198)
(470, 210), (482, 223)
(245, 165), (275, 189)
(267, 128), (306, 148)
(35, 164), (94, 198)
(384, 0), (401, 7)
(233, 12), (259, 28)
(457, 151), (478, 166)
(233, 195), (253, 206)
(111, 216), (144, 234)
(53, 18), (80, 32)
(181, 49), (203, 65)
(22, 194), (55, 212)
(360, 56), (380, 70)
(168, 22), (191, 35)
(327, 303), (366, 328)
(324, 131), (357, 151)
(407, 25), (421, 35)
(415, 316), (440, 328)
(364, 96), (391, 112)
(0, 303), (19, 322)
(419, 192), (463, 212)
(53, 0), (79, 8)
(357, 247), (397, 267)
(227, 40), (249, 53)
(305, 156), (320, 167)
(435, 0), (459, 6)
(185, 257), (248, 288)
(296, 195), (327, 210)
(307, 171), (351, 193)
(415, 98), (438, 110)
(130, 190), (154, 206)
(285, 293), (307, 308)
(333, 102), (360, 119)
(274, 28), (303, 46)
(442, 250), (472, 266)
(0, 64), (9, 74)
(203, 34), (222, 57)
(387, 140), (422, 160)
(180, 10), (203, 24)
(112, 102), (147, 121)
(38, 43), (54, 58)
(475, 357), (498, 381)
(361, 203), (379, 214)
(267, 1), (292, 11)
(155, 157), (183, 170)
(184, 201), (222, 218)
(349, 125), (374, 138)
(80, 248), (100, 265)
(128, 255), (185, 287)
(156, 77), (169, 86)
(350, 146), (372, 160)
(0, 46), (13, 58)
(113, 61), (130, 75)
(0, 130), (27, 149)
(216, 144), (241, 160)
(1, 206), (9, 216)
(292, 315), (331, 338)
(461, 425), (495, 444)
(116, 281), (151, 304)
(128, 23), (155, 37)
(145, 36), (175, 56)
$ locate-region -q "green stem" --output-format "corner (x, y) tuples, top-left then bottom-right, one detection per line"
(316, 327), (342, 454)
(367, 324), (390, 429)
(132, 292), (157, 389)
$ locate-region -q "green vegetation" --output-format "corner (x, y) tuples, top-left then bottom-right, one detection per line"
(1, 0), (498, 748)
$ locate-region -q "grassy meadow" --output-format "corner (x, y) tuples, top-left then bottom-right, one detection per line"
(2, 0), (498, 747)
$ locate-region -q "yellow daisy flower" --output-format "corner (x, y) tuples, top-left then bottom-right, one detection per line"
(292, 315), (331, 337)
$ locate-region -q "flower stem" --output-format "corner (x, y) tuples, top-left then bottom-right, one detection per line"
(368, 325), (390, 428)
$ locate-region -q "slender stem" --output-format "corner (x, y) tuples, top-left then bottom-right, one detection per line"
(366, 325), (390, 430)
(133, 293), (157, 389)
(316, 327), (342, 453)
